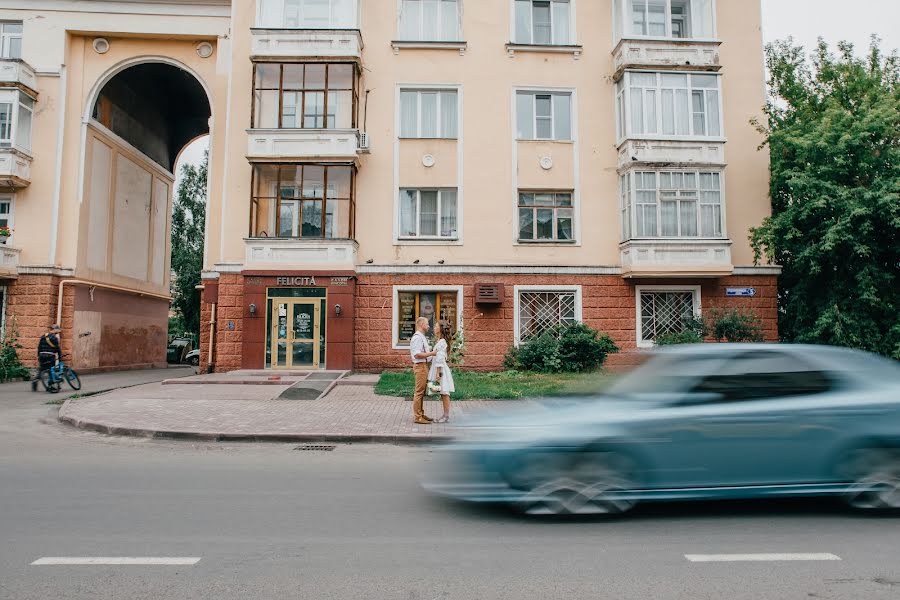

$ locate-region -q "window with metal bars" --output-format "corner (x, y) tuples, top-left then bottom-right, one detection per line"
(517, 290), (577, 342)
(639, 290), (696, 343)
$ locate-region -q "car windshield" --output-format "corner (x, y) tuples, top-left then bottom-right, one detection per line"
(606, 353), (726, 397)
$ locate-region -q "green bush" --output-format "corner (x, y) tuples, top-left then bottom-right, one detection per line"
(0, 318), (31, 382)
(706, 308), (764, 342)
(503, 323), (618, 373)
(655, 330), (704, 346)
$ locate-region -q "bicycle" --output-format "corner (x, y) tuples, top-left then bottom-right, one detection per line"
(37, 357), (81, 394)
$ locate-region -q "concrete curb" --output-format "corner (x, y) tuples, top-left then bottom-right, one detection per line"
(56, 411), (451, 445)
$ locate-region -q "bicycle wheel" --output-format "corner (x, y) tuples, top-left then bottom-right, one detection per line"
(39, 369), (60, 394)
(64, 367), (81, 391)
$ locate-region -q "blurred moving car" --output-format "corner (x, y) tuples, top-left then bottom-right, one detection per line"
(184, 349), (200, 366)
(423, 344), (900, 516)
(166, 338), (193, 364)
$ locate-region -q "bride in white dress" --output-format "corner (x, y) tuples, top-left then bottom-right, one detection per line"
(427, 320), (456, 423)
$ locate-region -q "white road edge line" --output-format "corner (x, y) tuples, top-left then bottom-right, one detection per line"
(685, 553), (841, 563)
(31, 557), (201, 566)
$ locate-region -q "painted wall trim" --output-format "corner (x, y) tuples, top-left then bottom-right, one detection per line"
(360, 265), (622, 275)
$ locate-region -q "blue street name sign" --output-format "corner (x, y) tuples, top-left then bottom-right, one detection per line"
(726, 287), (757, 297)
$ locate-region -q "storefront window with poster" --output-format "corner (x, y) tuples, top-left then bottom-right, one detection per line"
(397, 290), (458, 345)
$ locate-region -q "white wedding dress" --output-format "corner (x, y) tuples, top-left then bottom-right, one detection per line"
(427, 339), (455, 394)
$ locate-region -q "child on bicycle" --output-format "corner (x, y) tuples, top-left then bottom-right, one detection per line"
(32, 324), (62, 392)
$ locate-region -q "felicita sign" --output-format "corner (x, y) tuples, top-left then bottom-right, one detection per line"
(276, 276), (317, 286)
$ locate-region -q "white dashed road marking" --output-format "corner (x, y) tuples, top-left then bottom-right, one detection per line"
(31, 557), (201, 566)
(685, 553), (841, 563)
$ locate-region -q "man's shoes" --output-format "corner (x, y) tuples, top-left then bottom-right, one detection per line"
(422, 415), (434, 422)
(414, 417), (432, 425)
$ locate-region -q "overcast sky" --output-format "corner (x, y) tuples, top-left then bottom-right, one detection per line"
(175, 0), (900, 178)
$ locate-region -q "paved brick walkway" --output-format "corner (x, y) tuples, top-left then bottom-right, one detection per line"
(58, 381), (516, 443)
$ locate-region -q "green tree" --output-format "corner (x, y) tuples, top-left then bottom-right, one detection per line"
(751, 38), (900, 358)
(170, 150), (208, 337)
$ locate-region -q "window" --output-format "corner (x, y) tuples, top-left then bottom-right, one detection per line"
(396, 289), (460, 345)
(614, 0), (714, 40)
(517, 288), (579, 343)
(257, 0), (357, 29)
(399, 89), (458, 138)
(514, 0), (572, 45)
(0, 196), (12, 234)
(0, 22), (22, 59)
(0, 91), (33, 151)
(621, 170), (722, 239)
(399, 189), (458, 239)
(690, 352), (834, 402)
(253, 63), (357, 130)
(516, 91), (571, 140)
(399, 0), (460, 41)
(518, 192), (573, 242)
(250, 164), (355, 239)
(617, 72), (721, 138)
(638, 288), (698, 345)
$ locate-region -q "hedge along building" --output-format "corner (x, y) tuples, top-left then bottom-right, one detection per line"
(0, 0), (779, 374)
(0, 1), (228, 371)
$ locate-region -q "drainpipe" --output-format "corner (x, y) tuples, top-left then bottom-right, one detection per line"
(207, 303), (217, 373)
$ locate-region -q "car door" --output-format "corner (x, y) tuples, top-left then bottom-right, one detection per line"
(642, 350), (838, 489)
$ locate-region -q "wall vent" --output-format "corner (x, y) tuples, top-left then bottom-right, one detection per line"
(475, 283), (504, 306)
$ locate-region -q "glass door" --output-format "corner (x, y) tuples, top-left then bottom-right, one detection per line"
(270, 300), (320, 369)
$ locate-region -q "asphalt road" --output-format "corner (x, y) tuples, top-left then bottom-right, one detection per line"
(1, 383), (899, 600)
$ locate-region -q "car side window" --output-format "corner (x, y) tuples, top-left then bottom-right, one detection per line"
(690, 351), (833, 403)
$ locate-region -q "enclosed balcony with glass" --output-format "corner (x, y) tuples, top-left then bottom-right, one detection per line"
(0, 89), (34, 188)
(612, 0), (720, 73)
(248, 62), (361, 161)
(253, 0), (362, 59)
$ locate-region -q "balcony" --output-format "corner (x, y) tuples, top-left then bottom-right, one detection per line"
(0, 148), (31, 188)
(0, 58), (37, 95)
(250, 29), (363, 60)
(620, 238), (733, 278)
(245, 238), (357, 270)
(0, 244), (20, 278)
(613, 38), (721, 78)
(617, 139), (725, 170)
(246, 129), (361, 163)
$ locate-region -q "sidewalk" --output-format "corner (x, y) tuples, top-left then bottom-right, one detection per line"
(58, 374), (520, 443)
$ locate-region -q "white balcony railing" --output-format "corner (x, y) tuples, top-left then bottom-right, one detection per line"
(247, 129), (361, 162)
(613, 38), (721, 76)
(620, 238), (733, 278)
(250, 29), (363, 59)
(617, 139), (725, 169)
(0, 59), (37, 93)
(0, 148), (32, 188)
(245, 238), (358, 270)
(0, 245), (21, 276)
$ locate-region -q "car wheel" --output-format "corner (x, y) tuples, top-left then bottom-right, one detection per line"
(190, 356), (200, 366)
(841, 448), (900, 511)
(508, 451), (639, 516)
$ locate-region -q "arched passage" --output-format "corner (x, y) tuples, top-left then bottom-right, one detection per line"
(70, 59), (213, 372)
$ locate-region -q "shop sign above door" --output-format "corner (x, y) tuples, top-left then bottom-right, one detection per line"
(276, 276), (317, 286)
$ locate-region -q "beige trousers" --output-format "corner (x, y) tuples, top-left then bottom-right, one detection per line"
(413, 362), (429, 419)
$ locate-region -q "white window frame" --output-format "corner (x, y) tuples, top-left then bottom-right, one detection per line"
(399, 88), (459, 139)
(513, 285), (583, 346)
(635, 285), (701, 348)
(256, 0), (359, 29)
(620, 169), (726, 240)
(397, 0), (462, 41)
(0, 22), (22, 59)
(613, 0), (717, 42)
(398, 188), (459, 240)
(616, 71), (723, 142)
(511, 0), (576, 46)
(0, 194), (14, 237)
(0, 89), (34, 152)
(515, 90), (572, 141)
(392, 285), (464, 349)
(517, 191), (575, 243)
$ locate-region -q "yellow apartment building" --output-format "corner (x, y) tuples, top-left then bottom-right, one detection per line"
(0, 0), (778, 373)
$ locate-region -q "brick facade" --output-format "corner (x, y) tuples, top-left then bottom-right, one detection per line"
(5, 275), (66, 369)
(354, 273), (778, 372)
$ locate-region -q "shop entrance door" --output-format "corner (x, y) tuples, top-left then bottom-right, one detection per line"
(270, 300), (320, 369)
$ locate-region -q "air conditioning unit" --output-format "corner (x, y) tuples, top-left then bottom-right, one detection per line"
(474, 283), (504, 306)
(358, 132), (371, 152)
